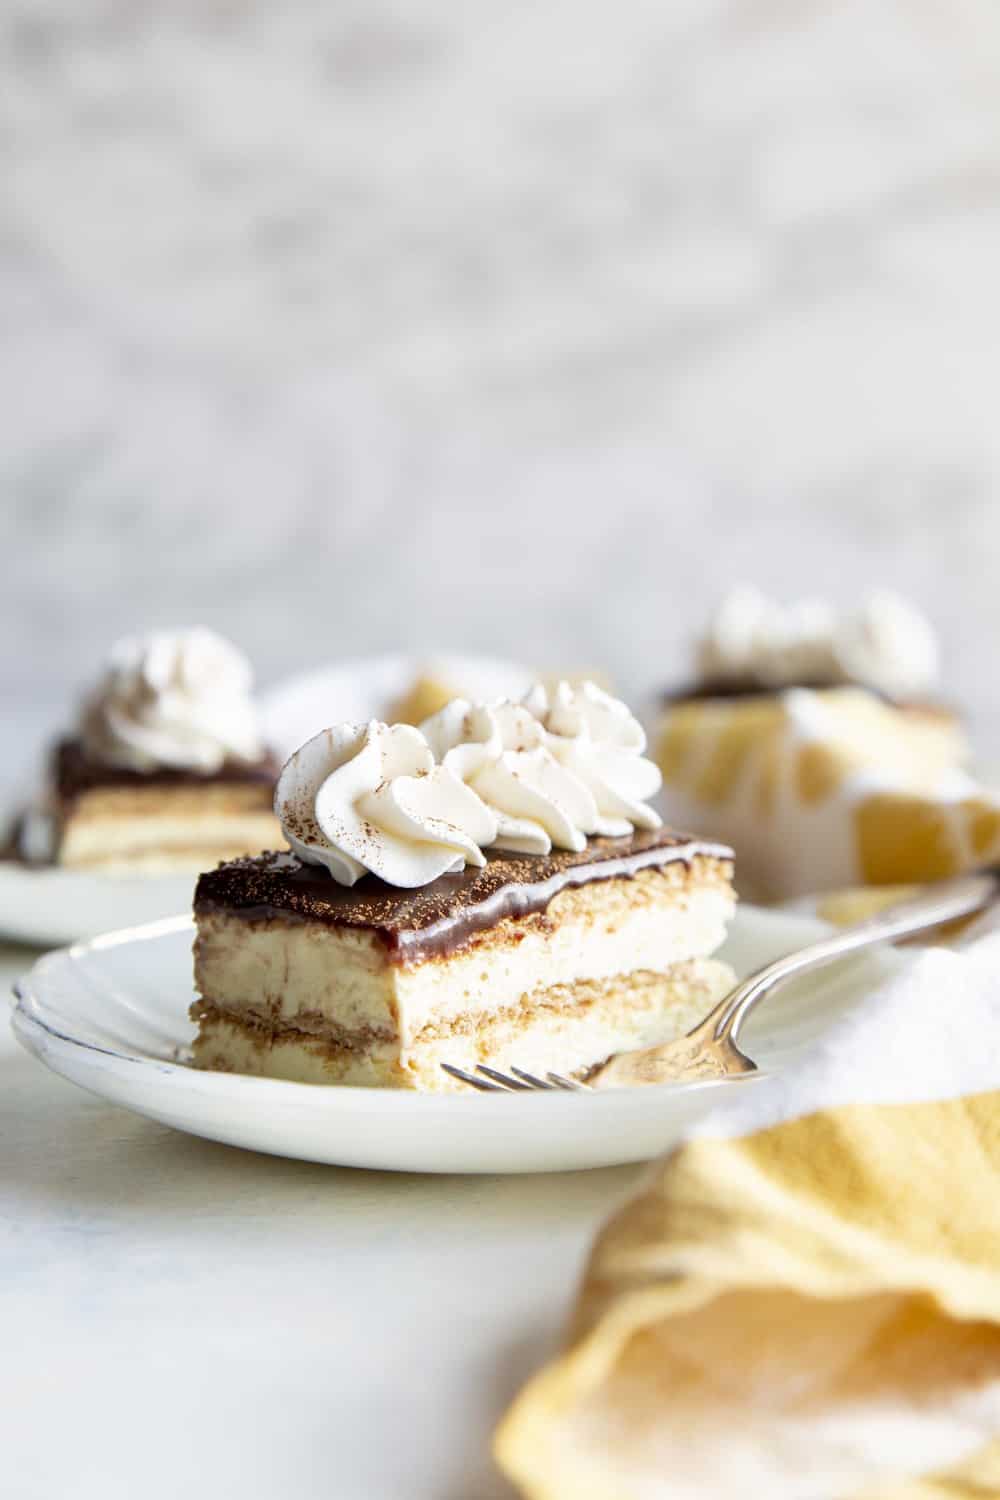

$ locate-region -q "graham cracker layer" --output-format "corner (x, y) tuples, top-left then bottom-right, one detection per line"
(191, 957), (737, 1091)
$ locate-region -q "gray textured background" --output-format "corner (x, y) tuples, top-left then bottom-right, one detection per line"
(4, 0), (1000, 791)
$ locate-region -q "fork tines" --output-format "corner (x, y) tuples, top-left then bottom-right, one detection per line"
(440, 1063), (590, 1093)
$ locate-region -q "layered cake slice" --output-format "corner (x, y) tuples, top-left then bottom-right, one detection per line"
(191, 683), (736, 1091)
(52, 737), (280, 873)
(653, 589), (1000, 899)
(43, 629), (281, 873)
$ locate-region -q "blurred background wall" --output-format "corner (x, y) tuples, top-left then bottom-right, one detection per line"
(3, 0), (1000, 788)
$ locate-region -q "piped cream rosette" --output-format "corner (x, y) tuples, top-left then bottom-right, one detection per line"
(79, 627), (265, 773)
(655, 686), (1000, 901)
(276, 682), (663, 890)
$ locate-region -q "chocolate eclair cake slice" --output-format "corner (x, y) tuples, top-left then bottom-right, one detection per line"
(191, 829), (736, 1092)
(26, 628), (284, 874)
(53, 737), (282, 873)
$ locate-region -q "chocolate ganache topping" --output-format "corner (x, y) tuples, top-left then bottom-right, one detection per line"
(194, 828), (733, 965)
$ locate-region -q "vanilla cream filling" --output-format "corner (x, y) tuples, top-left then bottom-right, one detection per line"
(194, 880), (734, 1045)
(59, 813), (281, 869)
(192, 958), (736, 1091)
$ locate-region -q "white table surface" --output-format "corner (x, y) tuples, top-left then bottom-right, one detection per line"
(0, 940), (642, 1500)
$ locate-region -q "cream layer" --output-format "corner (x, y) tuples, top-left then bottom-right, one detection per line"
(191, 958), (736, 1091)
(57, 784), (281, 870)
(193, 867), (735, 1046)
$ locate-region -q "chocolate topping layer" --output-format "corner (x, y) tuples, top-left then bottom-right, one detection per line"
(662, 680), (954, 718)
(194, 828), (734, 965)
(663, 677), (843, 704)
(53, 736), (280, 800)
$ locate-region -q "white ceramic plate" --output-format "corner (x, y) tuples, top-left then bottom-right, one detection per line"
(0, 862), (198, 948)
(11, 905), (904, 1173)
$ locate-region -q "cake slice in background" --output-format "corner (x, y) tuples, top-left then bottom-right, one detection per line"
(32, 628), (282, 874)
(654, 589), (1000, 900)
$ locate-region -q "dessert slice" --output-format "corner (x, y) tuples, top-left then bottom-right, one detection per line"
(191, 833), (735, 1090)
(653, 590), (997, 900)
(190, 683), (737, 1091)
(44, 628), (282, 873)
(52, 737), (281, 873)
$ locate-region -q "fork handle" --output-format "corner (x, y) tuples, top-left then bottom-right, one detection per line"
(711, 869), (1000, 1047)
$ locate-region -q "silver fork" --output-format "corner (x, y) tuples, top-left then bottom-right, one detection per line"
(441, 869), (999, 1092)
(441, 1062), (589, 1092)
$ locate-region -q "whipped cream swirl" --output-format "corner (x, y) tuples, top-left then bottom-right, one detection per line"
(275, 682), (663, 889)
(424, 682), (662, 854)
(421, 698), (599, 854)
(79, 628), (265, 773)
(524, 680), (662, 835)
(697, 588), (939, 699)
(275, 721), (496, 887)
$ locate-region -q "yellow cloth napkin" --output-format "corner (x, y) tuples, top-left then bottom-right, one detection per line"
(496, 938), (1000, 1500)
